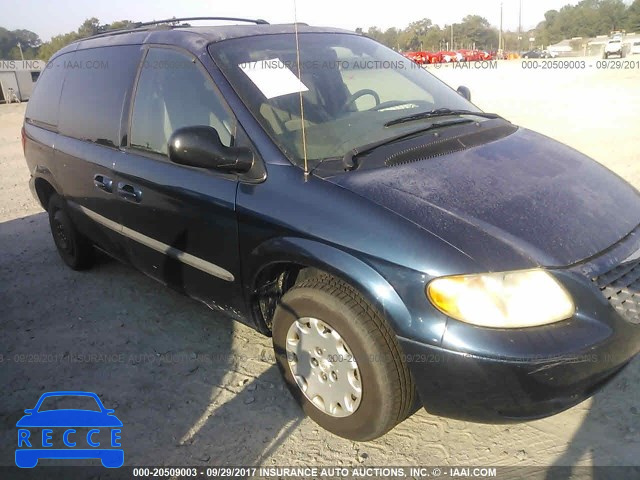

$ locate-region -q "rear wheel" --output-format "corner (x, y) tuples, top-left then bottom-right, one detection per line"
(48, 194), (95, 270)
(272, 273), (415, 441)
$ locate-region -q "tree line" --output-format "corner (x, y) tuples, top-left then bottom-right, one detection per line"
(1, 0), (639, 61)
(0, 18), (134, 60)
(536, 0), (640, 46)
(364, 0), (640, 51)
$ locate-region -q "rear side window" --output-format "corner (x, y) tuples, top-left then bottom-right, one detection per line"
(25, 55), (68, 128)
(130, 47), (235, 155)
(58, 46), (142, 148)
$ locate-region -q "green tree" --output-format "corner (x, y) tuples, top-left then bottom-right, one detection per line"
(627, 0), (640, 31)
(37, 32), (79, 60)
(452, 15), (497, 50)
(399, 18), (433, 50)
(77, 17), (100, 38)
(536, 0), (633, 46)
(0, 27), (42, 59)
(381, 27), (400, 50)
(103, 20), (136, 32)
(597, 0), (628, 31)
(365, 26), (384, 44)
(422, 26), (444, 51)
(36, 18), (138, 60)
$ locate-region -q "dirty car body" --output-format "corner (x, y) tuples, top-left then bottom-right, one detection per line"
(22, 22), (640, 436)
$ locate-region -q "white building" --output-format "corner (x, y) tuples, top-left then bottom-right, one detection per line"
(548, 32), (640, 56)
(547, 39), (575, 55)
(0, 59), (45, 103)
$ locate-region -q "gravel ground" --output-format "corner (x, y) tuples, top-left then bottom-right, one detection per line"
(1, 58), (640, 472)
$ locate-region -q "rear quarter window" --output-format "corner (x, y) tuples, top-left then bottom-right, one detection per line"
(58, 46), (143, 148)
(25, 55), (68, 128)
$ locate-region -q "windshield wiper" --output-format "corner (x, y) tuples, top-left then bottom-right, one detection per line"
(342, 118), (474, 170)
(384, 108), (502, 127)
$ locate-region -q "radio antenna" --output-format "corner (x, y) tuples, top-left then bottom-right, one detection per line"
(293, 0), (309, 178)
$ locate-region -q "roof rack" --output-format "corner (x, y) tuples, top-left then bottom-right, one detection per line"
(135, 17), (269, 27)
(86, 16), (269, 40)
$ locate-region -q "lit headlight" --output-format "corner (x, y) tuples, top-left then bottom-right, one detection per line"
(426, 269), (574, 328)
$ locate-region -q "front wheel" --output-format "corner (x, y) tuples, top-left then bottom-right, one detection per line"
(272, 273), (415, 441)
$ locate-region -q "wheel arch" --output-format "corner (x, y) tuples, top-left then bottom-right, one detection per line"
(246, 237), (413, 337)
(33, 176), (59, 212)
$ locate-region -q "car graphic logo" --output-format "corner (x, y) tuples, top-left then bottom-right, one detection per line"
(15, 391), (123, 468)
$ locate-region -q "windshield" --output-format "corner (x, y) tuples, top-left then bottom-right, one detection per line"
(209, 33), (479, 168)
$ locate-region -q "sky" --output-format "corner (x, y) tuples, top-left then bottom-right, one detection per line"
(3, 0), (586, 41)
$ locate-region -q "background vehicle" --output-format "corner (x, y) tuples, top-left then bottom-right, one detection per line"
(401, 51), (425, 64)
(631, 41), (640, 55)
(604, 39), (624, 58)
(522, 49), (548, 59)
(480, 50), (494, 60)
(438, 50), (458, 62)
(424, 51), (441, 64)
(457, 49), (483, 62)
(425, 51), (442, 63)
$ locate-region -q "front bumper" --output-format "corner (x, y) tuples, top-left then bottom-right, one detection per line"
(399, 331), (637, 422)
(399, 268), (640, 422)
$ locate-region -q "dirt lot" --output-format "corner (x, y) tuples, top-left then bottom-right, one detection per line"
(1, 59), (640, 472)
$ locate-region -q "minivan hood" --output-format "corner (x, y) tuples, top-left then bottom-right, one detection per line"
(327, 126), (640, 270)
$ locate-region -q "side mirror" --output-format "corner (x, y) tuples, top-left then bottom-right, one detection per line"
(24, 409), (34, 414)
(457, 85), (471, 102)
(168, 126), (254, 174)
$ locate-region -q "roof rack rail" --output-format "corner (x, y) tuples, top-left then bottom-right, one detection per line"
(135, 16), (269, 27)
(85, 16), (269, 40)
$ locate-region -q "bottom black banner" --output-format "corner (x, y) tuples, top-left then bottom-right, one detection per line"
(1, 465), (639, 480)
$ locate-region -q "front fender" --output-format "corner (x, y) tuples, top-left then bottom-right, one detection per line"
(246, 237), (414, 338)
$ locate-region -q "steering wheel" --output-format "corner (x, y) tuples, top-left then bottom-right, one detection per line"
(341, 89), (380, 112)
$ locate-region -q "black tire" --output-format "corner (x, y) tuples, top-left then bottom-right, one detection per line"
(48, 194), (95, 270)
(272, 273), (415, 441)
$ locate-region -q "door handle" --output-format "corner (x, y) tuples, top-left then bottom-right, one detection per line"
(117, 182), (142, 203)
(93, 174), (113, 193)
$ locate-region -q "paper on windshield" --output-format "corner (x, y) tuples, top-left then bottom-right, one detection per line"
(238, 58), (309, 99)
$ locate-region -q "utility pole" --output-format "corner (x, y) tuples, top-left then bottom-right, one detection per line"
(518, 0), (522, 52)
(499, 2), (503, 53)
(450, 24), (454, 50)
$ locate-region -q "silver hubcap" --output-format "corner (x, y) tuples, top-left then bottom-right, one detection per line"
(285, 317), (362, 417)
